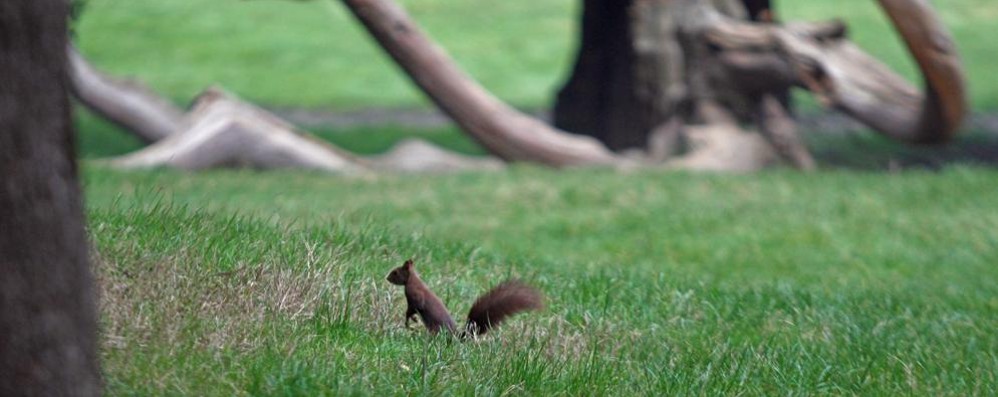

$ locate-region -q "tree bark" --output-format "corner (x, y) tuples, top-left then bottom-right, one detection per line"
(341, 0), (620, 167)
(69, 46), (184, 143)
(553, 0), (653, 150)
(0, 1), (101, 395)
(552, 0), (966, 155)
(756, 95), (814, 170)
(554, 0), (773, 151)
(708, 0), (967, 143)
(105, 87), (504, 174)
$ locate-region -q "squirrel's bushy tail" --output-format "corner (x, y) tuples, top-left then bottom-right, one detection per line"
(464, 279), (544, 336)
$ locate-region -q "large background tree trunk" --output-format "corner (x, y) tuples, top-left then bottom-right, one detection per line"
(554, 0), (681, 151)
(0, 1), (101, 395)
(554, 0), (785, 151)
(553, 0), (651, 150)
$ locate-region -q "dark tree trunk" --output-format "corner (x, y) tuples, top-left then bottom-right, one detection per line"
(0, 1), (101, 395)
(553, 0), (675, 151)
(553, 0), (784, 151)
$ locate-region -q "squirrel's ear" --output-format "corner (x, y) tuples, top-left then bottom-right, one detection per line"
(404, 259), (414, 269)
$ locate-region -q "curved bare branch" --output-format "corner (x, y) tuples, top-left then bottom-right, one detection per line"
(708, 0), (966, 144)
(866, 0), (966, 143)
(68, 46), (184, 143)
(107, 88), (369, 173)
(778, 0), (965, 143)
(340, 0), (620, 167)
(106, 88), (504, 174)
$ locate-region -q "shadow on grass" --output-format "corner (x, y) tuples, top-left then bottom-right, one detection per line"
(808, 130), (998, 171)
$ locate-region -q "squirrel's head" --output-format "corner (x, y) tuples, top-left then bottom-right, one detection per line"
(386, 259), (414, 285)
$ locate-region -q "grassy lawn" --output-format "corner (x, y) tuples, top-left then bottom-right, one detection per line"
(78, 106), (998, 395)
(85, 162), (998, 395)
(71, 0), (998, 394)
(75, 0), (998, 110)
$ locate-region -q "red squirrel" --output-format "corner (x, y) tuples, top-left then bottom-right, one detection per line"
(386, 259), (544, 336)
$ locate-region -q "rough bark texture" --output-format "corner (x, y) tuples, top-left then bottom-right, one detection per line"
(553, 0), (775, 151)
(0, 1), (101, 395)
(708, 0), (966, 143)
(550, 0), (962, 162)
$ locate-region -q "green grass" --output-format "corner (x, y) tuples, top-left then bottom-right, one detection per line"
(72, 0), (998, 393)
(75, 0), (998, 110)
(74, 0), (577, 109)
(82, 130), (998, 394)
